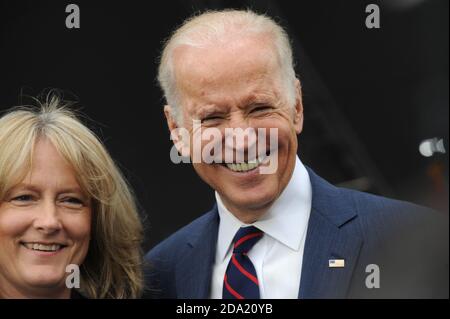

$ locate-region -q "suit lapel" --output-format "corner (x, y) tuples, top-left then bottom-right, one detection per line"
(299, 207), (362, 298)
(176, 208), (219, 298)
(174, 168), (363, 298)
(299, 168), (363, 298)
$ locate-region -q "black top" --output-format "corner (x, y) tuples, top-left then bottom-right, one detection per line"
(70, 290), (86, 299)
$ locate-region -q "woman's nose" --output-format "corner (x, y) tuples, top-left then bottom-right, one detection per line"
(33, 200), (62, 234)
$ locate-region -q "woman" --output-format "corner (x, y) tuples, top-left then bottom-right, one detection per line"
(0, 94), (143, 298)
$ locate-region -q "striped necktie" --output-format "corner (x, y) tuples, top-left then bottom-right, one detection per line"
(222, 226), (264, 299)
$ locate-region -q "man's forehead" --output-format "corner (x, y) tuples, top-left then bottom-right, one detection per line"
(175, 51), (278, 102)
(173, 35), (278, 81)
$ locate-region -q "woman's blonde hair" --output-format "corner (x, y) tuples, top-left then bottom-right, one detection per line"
(0, 93), (144, 298)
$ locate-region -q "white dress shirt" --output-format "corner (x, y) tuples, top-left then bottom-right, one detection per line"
(210, 156), (312, 299)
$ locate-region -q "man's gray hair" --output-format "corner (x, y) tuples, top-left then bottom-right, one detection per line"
(158, 9), (297, 124)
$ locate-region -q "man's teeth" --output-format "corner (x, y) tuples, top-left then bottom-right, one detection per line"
(23, 243), (62, 252)
(225, 154), (267, 172)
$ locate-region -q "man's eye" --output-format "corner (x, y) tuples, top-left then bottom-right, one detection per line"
(202, 116), (222, 123)
(252, 106), (271, 113)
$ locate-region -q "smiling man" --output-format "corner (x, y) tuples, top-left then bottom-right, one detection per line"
(145, 9), (448, 299)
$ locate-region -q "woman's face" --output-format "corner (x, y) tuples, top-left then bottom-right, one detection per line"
(0, 139), (92, 298)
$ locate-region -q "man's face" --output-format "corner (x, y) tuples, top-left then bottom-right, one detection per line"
(167, 35), (303, 219)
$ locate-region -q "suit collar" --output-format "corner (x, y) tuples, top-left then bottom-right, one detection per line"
(215, 156), (312, 260)
(306, 167), (358, 227)
(176, 207), (219, 298)
(176, 167), (363, 299)
(299, 167), (363, 298)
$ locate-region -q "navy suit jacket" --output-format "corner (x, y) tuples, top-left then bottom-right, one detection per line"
(144, 168), (448, 298)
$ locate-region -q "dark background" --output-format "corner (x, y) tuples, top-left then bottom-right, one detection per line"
(0, 0), (448, 251)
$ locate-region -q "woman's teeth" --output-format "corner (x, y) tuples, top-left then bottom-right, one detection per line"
(23, 243), (63, 252)
(225, 154), (268, 172)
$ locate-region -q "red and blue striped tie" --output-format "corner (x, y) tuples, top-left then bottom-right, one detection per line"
(223, 226), (264, 299)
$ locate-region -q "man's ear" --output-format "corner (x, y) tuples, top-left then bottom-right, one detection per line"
(293, 78), (304, 134)
(164, 105), (178, 132)
(164, 105), (190, 156)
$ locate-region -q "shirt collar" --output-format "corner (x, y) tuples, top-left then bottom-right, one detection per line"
(215, 156), (312, 262)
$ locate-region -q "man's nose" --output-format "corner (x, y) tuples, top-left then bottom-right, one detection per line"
(224, 115), (258, 158)
(33, 200), (62, 234)
(227, 113), (252, 130)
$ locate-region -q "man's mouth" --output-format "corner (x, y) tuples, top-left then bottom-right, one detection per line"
(21, 242), (67, 252)
(221, 151), (271, 173)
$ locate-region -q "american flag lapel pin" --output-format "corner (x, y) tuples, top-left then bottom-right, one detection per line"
(329, 259), (345, 268)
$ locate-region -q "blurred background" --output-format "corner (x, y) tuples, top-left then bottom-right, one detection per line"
(0, 0), (448, 250)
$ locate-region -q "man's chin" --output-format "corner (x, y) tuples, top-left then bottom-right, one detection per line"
(223, 192), (277, 215)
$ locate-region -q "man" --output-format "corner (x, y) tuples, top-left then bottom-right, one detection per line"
(145, 9), (448, 298)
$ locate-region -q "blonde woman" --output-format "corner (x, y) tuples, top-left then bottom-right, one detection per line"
(0, 94), (143, 298)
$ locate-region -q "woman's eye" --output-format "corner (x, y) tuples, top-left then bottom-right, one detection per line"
(62, 197), (84, 206)
(10, 194), (36, 206)
(12, 195), (33, 202)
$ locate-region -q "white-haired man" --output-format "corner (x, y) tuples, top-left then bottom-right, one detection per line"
(145, 10), (448, 299)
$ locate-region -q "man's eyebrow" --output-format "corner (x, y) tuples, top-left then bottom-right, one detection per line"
(196, 105), (225, 118)
(247, 101), (272, 107)
(242, 92), (276, 104)
(240, 97), (273, 109)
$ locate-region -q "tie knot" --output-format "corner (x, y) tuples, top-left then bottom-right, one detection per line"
(232, 226), (263, 254)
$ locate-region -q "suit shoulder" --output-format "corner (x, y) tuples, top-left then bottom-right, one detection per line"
(342, 187), (424, 215)
(143, 209), (217, 298)
(339, 187), (447, 236)
(145, 209), (216, 261)
(307, 166), (434, 224)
